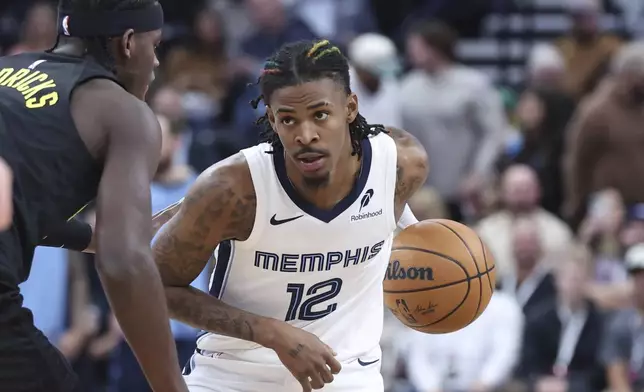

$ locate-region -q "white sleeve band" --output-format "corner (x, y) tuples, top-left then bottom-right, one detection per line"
(397, 204), (419, 230)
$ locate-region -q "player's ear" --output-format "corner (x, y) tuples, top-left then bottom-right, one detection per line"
(266, 106), (277, 131)
(116, 29), (136, 60)
(347, 92), (358, 123)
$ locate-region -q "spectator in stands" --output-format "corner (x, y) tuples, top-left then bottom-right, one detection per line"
(7, 1), (56, 55)
(150, 86), (190, 165)
(400, 20), (505, 222)
(408, 187), (449, 221)
(564, 41), (644, 225)
(20, 247), (94, 356)
(20, 246), (101, 390)
(555, 0), (623, 99)
(526, 43), (567, 91)
(477, 165), (573, 282)
(601, 243), (644, 391)
(406, 290), (523, 392)
(240, 0), (316, 67)
(163, 6), (258, 170)
(164, 7), (233, 100)
(516, 244), (606, 392)
(502, 216), (558, 317)
(348, 33), (403, 128)
(498, 87), (576, 215)
(293, 0), (375, 47)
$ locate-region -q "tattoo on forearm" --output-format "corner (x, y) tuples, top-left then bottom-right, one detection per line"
(166, 286), (256, 342)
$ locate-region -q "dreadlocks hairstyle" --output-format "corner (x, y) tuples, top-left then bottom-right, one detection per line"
(251, 39), (386, 157)
(53, 0), (157, 72)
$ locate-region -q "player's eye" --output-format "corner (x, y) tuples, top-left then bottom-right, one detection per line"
(314, 111), (329, 121)
(281, 117), (295, 126)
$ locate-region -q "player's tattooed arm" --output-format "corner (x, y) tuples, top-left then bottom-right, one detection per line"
(387, 126), (430, 219)
(153, 153), (275, 345)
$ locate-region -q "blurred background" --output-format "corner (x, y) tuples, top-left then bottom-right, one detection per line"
(5, 0), (644, 391)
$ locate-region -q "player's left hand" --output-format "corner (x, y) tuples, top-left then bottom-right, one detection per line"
(264, 320), (342, 391)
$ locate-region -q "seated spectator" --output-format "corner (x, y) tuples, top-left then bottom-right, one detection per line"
(601, 243), (644, 391)
(477, 165), (573, 282)
(240, 0), (316, 68)
(406, 291), (523, 392)
(408, 187), (449, 221)
(7, 1), (56, 55)
(516, 244), (606, 392)
(555, 0), (623, 99)
(525, 43), (567, 91)
(348, 33), (402, 128)
(502, 216), (558, 317)
(497, 89), (576, 216)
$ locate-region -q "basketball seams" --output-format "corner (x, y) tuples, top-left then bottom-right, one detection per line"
(434, 221), (483, 327)
(385, 219), (496, 333)
(479, 236), (494, 293)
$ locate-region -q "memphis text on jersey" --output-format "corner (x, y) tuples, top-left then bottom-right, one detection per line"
(254, 240), (385, 272)
(0, 67), (58, 109)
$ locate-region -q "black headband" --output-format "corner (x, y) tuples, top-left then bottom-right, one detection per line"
(58, 3), (164, 38)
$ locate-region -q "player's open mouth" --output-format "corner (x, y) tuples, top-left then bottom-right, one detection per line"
(296, 154), (325, 172)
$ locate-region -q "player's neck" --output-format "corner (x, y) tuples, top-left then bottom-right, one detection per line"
(287, 151), (361, 211)
(51, 38), (86, 57)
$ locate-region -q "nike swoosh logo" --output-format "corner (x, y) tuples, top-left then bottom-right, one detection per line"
(270, 214), (304, 226)
(357, 358), (380, 367)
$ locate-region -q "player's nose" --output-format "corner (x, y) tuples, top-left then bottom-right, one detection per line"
(295, 123), (319, 145)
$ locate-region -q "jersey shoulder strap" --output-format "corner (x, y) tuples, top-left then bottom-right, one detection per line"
(240, 143), (278, 246)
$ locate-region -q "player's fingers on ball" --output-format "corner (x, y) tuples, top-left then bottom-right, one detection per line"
(317, 365), (334, 383)
(314, 359), (334, 383)
(324, 343), (337, 356)
(325, 354), (342, 374)
(307, 369), (325, 389)
(298, 375), (313, 392)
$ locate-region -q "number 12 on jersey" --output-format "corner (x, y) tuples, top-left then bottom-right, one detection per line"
(285, 278), (343, 321)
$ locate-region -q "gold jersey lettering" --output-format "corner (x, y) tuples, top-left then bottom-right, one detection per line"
(1, 68), (30, 87)
(0, 67), (59, 108)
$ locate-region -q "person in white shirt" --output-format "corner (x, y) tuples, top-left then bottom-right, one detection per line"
(348, 33), (403, 129)
(476, 164), (573, 282)
(406, 291), (524, 392)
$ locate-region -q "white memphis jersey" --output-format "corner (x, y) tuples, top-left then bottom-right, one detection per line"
(197, 133), (398, 363)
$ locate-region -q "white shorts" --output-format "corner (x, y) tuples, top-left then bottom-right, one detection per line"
(184, 350), (384, 392)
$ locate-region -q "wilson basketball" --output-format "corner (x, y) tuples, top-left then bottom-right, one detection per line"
(384, 219), (496, 334)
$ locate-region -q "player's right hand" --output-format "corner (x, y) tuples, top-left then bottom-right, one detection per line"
(267, 321), (342, 391)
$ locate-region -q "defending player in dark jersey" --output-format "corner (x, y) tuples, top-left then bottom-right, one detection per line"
(0, 1), (188, 391)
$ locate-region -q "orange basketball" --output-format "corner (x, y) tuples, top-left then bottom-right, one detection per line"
(384, 219), (496, 334)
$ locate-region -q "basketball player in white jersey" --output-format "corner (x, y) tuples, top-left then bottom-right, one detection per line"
(152, 39), (428, 392)
(0, 157), (12, 230)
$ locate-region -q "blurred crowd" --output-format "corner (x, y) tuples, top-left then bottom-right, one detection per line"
(5, 0), (644, 391)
